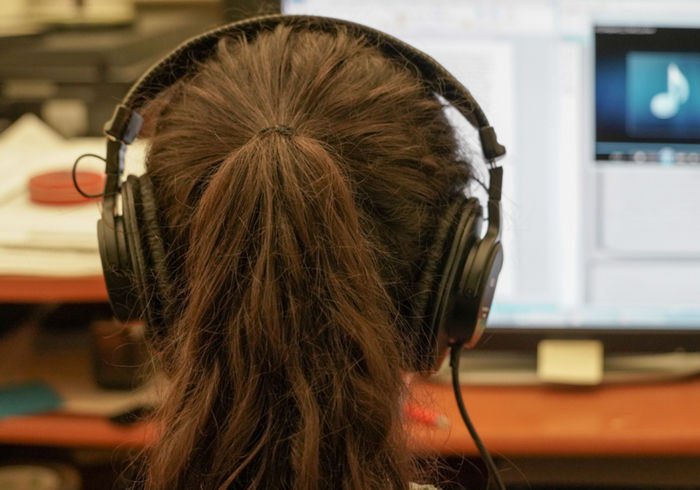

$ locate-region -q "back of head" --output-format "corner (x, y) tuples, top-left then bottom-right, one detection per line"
(141, 23), (471, 490)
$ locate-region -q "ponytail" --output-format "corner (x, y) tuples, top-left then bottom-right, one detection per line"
(146, 130), (410, 490)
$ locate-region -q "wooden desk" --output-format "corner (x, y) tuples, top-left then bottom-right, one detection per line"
(409, 379), (700, 457)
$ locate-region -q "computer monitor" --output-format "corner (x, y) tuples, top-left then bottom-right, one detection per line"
(282, 0), (700, 353)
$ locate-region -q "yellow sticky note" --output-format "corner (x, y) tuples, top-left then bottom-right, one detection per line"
(537, 340), (604, 385)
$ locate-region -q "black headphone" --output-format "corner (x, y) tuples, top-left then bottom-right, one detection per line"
(97, 14), (506, 372)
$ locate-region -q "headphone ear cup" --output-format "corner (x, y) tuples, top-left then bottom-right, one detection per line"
(412, 196), (481, 372)
(452, 227), (504, 349)
(99, 176), (163, 326)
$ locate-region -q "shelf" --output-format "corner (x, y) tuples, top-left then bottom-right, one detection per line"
(3, 379), (700, 457)
(0, 413), (153, 449)
(0, 275), (107, 303)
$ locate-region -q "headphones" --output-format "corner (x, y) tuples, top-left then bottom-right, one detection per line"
(97, 14), (506, 372)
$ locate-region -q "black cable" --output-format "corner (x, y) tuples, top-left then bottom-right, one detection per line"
(450, 344), (506, 490)
(72, 153), (106, 198)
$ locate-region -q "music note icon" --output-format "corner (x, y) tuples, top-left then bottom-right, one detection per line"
(650, 62), (689, 119)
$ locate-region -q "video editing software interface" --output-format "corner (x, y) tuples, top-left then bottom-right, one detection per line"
(283, 0), (700, 333)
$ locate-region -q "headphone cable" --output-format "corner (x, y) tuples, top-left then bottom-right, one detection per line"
(450, 344), (506, 490)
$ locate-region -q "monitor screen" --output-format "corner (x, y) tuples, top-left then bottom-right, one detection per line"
(282, 0), (700, 350)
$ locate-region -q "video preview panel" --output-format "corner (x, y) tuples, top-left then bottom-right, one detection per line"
(596, 26), (700, 163)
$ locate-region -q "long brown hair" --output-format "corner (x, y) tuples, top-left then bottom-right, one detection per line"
(140, 23), (471, 490)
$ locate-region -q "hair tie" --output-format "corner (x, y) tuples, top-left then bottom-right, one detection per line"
(259, 125), (295, 136)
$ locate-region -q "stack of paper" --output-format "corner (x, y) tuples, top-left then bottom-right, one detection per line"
(0, 114), (146, 276)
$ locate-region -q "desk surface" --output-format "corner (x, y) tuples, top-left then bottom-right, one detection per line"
(409, 379), (700, 457)
(1, 379), (699, 456)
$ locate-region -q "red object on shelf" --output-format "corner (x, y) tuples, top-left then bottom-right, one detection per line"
(403, 402), (450, 429)
(28, 171), (104, 205)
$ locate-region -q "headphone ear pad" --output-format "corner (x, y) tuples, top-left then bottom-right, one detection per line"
(137, 173), (172, 340)
(98, 211), (136, 323)
(411, 196), (478, 371)
(121, 176), (150, 323)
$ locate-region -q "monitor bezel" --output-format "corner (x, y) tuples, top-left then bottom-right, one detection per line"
(477, 326), (700, 353)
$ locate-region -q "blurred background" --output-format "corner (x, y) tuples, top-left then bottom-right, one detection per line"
(0, 0), (279, 137)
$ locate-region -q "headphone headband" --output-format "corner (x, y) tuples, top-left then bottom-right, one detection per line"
(106, 14), (505, 161)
